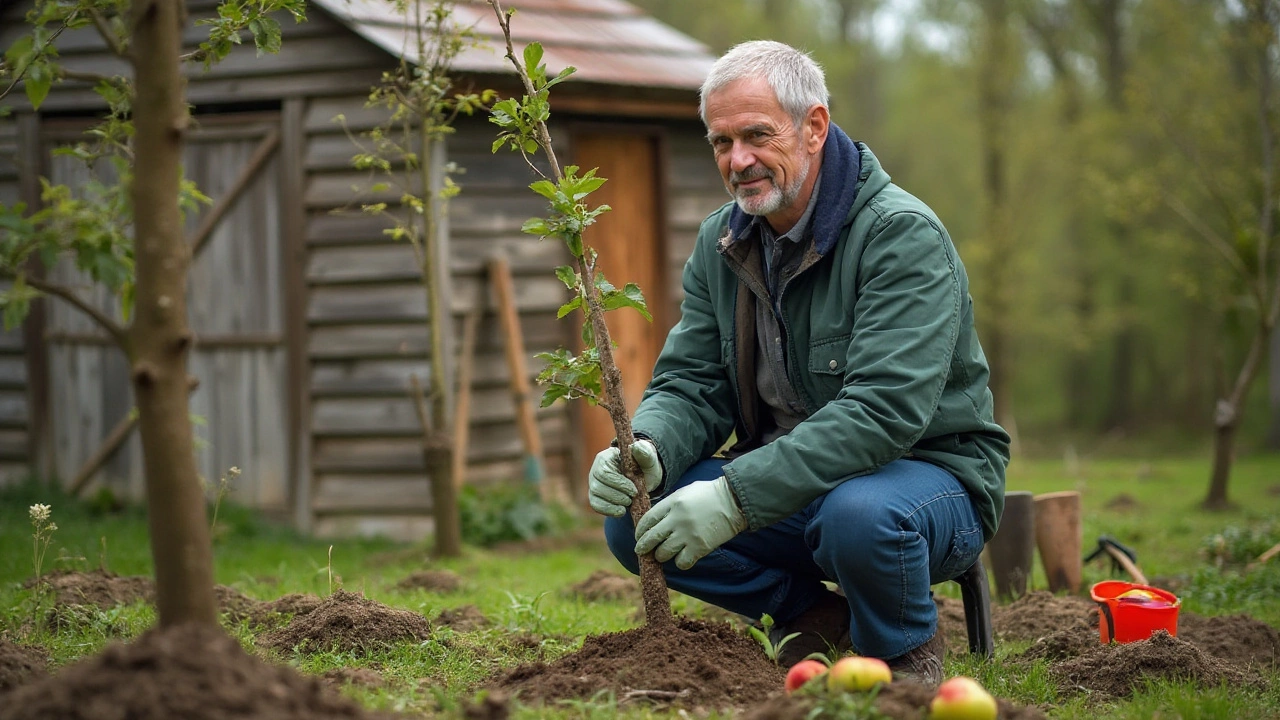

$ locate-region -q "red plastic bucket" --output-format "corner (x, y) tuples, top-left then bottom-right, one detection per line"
(1090, 580), (1181, 644)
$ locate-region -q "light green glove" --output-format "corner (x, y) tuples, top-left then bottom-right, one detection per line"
(634, 476), (747, 570)
(587, 439), (663, 517)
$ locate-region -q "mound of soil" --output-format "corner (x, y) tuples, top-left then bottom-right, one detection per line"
(435, 605), (490, 632)
(741, 681), (1047, 720)
(258, 591), (432, 655)
(215, 585), (260, 622)
(1178, 612), (1280, 669)
(0, 623), (392, 720)
(0, 640), (47, 694)
(992, 591), (1096, 643)
(495, 617), (783, 709)
(1052, 630), (1264, 699)
(1016, 618), (1100, 664)
(567, 570), (640, 603)
(395, 570), (461, 593)
(934, 596), (970, 656)
(27, 569), (154, 609)
(251, 593), (324, 625)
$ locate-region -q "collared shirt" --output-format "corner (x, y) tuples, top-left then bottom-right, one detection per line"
(751, 177), (821, 444)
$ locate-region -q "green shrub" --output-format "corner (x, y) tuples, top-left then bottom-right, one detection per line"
(458, 483), (578, 547)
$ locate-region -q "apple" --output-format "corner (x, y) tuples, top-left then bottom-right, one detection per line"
(784, 660), (828, 694)
(827, 655), (892, 693)
(929, 676), (997, 720)
(1118, 588), (1156, 601)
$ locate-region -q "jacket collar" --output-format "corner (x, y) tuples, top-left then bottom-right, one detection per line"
(725, 122), (865, 257)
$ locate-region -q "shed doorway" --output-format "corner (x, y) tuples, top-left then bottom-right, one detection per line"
(571, 129), (667, 482)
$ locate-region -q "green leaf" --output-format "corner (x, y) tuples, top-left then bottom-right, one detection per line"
(545, 66), (576, 89)
(602, 282), (651, 321)
(553, 265), (577, 289)
(491, 137), (506, 153)
(521, 138), (538, 154)
(529, 179), (558, 200)
(539, 384), (570, 408)
(24, 58), (53, 110)
(248, 16), (282, 55)
(520, 217), (550, 236)
(523, 42), (544, 73)
(4, 35), (35, 71)
(556, 296), (582, 319)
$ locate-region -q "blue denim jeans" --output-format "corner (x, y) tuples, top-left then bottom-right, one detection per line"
(604, 457), (984, 659)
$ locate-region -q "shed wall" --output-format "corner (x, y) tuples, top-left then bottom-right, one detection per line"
(0, 120), (29, 484)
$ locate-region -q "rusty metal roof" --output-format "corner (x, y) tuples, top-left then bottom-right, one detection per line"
(311, 0), (716, 90)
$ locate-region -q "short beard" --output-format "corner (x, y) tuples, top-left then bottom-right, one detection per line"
(729, 156), (811, 217)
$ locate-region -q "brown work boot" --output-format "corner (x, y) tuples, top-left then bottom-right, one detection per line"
(886, 632), (946, 688)
(770, 591), (851, 666)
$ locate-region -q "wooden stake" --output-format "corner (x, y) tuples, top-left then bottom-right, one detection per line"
(1034, 490), (1083, 593)
(451, 302), (481, 491)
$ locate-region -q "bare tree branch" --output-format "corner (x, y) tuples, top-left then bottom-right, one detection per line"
(1163, 193), (1261, 303)
(20, 275), (130, 349)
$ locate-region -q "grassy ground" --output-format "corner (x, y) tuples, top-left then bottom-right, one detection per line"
(1, 452), (1278, 719)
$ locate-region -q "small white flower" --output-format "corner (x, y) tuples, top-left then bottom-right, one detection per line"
(29, 504), (51, 523)
(228, 467), (241, 478)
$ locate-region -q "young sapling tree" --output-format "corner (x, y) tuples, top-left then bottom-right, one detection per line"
(485, 0), (671, 627)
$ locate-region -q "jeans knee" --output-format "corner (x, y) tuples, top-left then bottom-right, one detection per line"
(604, 515), (640, 576)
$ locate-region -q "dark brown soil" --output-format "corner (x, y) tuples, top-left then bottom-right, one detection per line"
(934, 596), (971, 656)
(741, 681), (1048, 720)
(992, 591), (1097, 644)
(1052, 630), (1265, 699)
(494, 617), (783, 709)
(435, 605), (490, 632)
(258, 590), (432, 655)
(0, 623), (393, 720)
(0, 640), (47, 694)
(567, 569), (641, 603)
(321, 667), (386, 690)
(251, 593), (324, 626)
(27, 569), (154, 609)
(395, 570), (461, 593)
(1178, 612), (1280, 669)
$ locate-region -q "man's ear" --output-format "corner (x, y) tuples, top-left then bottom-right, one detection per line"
(805, 104), (830, 154)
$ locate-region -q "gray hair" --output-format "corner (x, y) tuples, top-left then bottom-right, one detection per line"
(699, 40), (829, 128)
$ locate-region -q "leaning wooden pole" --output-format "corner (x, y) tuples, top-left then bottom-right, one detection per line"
(487, 0), (672, 628)
(129, 0), (218, 626)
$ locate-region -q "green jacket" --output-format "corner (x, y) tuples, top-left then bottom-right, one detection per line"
(631, 126), (1010, 540)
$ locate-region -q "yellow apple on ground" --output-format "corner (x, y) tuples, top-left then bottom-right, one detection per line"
(784, 659), (828, 694)
(929, 676), (997, 720)
(827, 655), (892, 693)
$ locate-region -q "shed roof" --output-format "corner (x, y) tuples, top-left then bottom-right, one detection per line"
(311, 0), (717, 91)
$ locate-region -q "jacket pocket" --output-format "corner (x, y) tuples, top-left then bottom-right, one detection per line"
(808, 334), (851, 376)
(935, 525), (983, 583)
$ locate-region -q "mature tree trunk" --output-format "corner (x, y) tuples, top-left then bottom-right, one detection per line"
(129, 0), (217, 625)
(977, 0), (1017, 432)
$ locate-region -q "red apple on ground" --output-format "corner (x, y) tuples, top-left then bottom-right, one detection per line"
(784, 659), (828, 694)
(827, 655), (892, 692)
(929, 676), (998, 720)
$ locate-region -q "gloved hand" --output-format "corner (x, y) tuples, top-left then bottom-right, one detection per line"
(587, 439), (663, 517)
(634, 476), (747, 570)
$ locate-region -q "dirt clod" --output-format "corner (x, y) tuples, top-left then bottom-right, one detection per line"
(395, 570), (461, 593)
(258, 590), (432, 655)
(0, 623), (391, 719)
(567, 570), (640, 603)
(1178, 612), (1280, 669)
(435, 605), (490, 632)
(1052, 629), (1265, 698)
(27, 569), (154, 609)
(0, 641), (47, 694)
(495, 617), (782, 709)
(992, 591), (1097, 644)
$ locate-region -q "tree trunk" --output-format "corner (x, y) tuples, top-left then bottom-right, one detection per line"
(1205, 410), (1238, 510)
(421, 129), (461, 558)
(129, 0), (217, 626)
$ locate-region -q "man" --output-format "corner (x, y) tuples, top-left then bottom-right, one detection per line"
(587, 40), (1010, 687)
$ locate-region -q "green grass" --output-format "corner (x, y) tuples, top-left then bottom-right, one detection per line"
(1, 452), (1278, 718)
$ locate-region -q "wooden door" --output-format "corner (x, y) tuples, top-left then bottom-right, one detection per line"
(571, 131), (665, 482)
(43, 115), (290, 510)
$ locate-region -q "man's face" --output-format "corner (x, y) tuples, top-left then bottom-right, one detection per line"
(704, 77), (820, 219)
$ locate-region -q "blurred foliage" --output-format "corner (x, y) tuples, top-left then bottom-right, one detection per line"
(1199, 523), (1280, 568)
(458, 483), (579, 547)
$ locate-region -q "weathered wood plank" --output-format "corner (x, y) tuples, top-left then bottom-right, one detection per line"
(306, 313), (566, 359)
(0, 428), (27, 461)
(311, 474), (433, 513)
(306, 209), (402, 245)
(311, 389), (565, 435)
(305, 170), (423, 208)
(307, 275), (567, 323)
(0, 357), (26, 387)
(311, 513), (434, 541)
(311, 350), (543, 396)
(311, 413), (568, 471)
(306, 241), (569, 284)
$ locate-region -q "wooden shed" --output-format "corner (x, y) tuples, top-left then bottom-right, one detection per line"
(0, 0), (730, 538)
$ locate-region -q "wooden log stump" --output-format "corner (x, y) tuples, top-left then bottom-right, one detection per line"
(1034, 490), (1083, 594)
(987, 490), (1036, 600)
